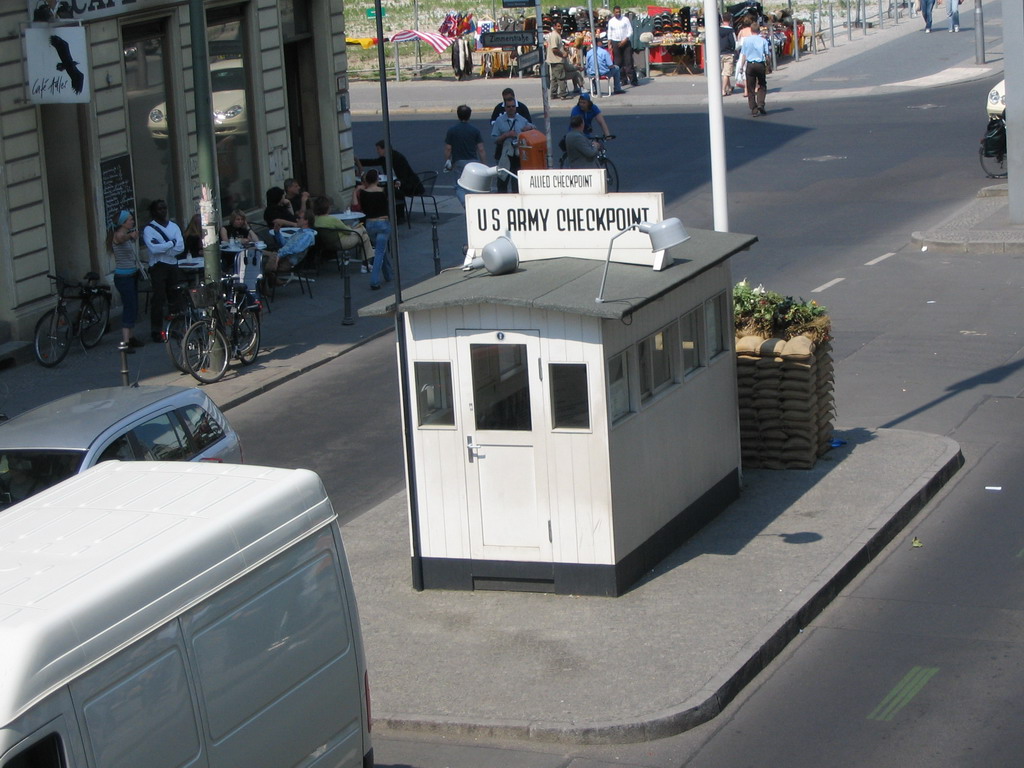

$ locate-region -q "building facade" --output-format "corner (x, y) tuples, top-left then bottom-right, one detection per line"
(0, 0), (360, 343)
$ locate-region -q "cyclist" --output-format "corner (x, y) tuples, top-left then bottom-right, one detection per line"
(564, 115), (600, 169)
(570, 92), (611, 139)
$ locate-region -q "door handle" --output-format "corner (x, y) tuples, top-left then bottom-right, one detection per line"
(467, 436), (482, 462)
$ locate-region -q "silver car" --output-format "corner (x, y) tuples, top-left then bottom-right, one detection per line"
(0, 385), (242, 509)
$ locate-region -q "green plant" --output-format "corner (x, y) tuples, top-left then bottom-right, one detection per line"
(733, 280), (831, 342)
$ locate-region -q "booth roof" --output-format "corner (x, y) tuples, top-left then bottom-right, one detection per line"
(361, 227), (757, 321)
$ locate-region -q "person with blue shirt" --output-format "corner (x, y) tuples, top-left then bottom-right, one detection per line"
(737, 23), (771, 117)
(585, 45), (624, 95)
(263, 210), (316, 281)
(570, 92), (611, 137)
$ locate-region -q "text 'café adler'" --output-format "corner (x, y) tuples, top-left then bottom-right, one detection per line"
(364, 168), (758, 597)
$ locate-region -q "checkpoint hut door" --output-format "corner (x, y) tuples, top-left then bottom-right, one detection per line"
(456, 329), (552, 562)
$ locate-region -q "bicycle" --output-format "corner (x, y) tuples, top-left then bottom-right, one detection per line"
(181, 277), (261, 384)
(163, 277), (207, 373)
(559, 134), (619, 192)
(979, 115), (1007, 179)
(33, 273), (111, 367)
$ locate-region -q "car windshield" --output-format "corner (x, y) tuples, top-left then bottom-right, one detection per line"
(211, 66), (245, 92)
(0, 450), (86, 509)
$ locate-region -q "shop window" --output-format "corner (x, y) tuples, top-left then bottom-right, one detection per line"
(705, 292), (730, 359)
(207, 6), (257, 213)
(638, 324), (678, 403)
(123, 20), (180, 220)
(414, 362), (455, 427)
(607, 350), (631, 424)
(681, 307), (704, 375)
(549, 363), (590, 430)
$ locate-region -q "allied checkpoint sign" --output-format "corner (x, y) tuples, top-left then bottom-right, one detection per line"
(465, 169), (671, 269)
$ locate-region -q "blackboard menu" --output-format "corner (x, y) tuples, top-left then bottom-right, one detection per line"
(101, 154), (135, 229)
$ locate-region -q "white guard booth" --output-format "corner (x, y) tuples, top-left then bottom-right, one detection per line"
(362, 169), (757, 596)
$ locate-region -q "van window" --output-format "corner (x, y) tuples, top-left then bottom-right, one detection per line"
(6, 734), (65, 768)
(131, 413), (190, 461)
(178, 405), (225, 452)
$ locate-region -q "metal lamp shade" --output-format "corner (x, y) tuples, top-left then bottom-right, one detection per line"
(480, 235), (519, 275)
(640, 218), (690, 251)
(457, 162), (496, 193)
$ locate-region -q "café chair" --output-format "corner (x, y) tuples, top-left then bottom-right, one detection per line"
(409, 171), (439, 221)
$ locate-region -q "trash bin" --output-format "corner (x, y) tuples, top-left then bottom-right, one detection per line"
(518, 128), (547, 170)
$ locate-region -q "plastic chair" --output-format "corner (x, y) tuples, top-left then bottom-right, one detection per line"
(590, 74), (613, 97)
(409, 171), (439, 221)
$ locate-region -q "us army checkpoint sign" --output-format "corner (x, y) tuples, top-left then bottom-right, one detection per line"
(465, 190), (671, 269)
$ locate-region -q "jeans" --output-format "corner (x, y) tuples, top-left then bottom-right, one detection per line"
(920, 0), (935, 29)
(113, 272), (139, 329)
(365, 218), (392, 286)
(453, 159), (472, 207)
(947, 0), (959, 29)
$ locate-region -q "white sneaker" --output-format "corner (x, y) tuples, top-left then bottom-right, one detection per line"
(360, 264), (369, 273)
(954, 25), (959, 31)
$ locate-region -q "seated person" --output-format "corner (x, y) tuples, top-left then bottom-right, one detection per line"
(284, 177), (311, 216)
(361, 140), (424, 201)
(263, 186), (296, 245)
(311, 196), (375, 270)
(262, 210), (316, 279)
(220, 208), (258, 245)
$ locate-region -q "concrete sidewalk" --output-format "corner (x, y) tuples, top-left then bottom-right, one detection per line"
(350, 428), (962, 744)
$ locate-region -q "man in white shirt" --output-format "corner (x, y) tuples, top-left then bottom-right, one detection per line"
(607, 6), (637, 87)
(585, 44), (624, 94)
(142, 199), (185, 341)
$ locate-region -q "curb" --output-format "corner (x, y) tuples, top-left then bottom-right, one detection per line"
(371, 434), (964, 745)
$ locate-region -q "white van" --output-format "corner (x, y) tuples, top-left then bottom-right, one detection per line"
(0, 461), (373, 768)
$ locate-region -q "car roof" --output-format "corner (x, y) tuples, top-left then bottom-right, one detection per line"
(0, 385), (214, 452)
(0, 461), (334, 726)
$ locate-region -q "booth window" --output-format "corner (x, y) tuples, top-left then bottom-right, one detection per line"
(705, 292), (730, 360)
(549, 363), (590, 430)
(681, 307), (704, 375)
(607, 350), (631, 423)
(470, 343), (531, 431)
(638, 324), (678, 403)
(414, 362), (455, 427)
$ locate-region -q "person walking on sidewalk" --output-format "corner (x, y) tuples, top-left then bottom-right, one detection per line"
(920, 0), (936, 31)
(737, 22), (770, 117)
(719, 13), (738, 96)
(444, 105), (486, 207)
(946, 0), (960, 32)
(607, 6), (637, 87)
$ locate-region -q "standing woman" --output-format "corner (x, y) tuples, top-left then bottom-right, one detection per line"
(107, 210), (144, 350)
(357, 169), (392, 290)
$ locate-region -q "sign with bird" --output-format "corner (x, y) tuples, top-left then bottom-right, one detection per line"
(25, 26), (90, 103)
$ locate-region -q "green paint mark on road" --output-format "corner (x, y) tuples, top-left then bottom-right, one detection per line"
(867, 666), (939, 722)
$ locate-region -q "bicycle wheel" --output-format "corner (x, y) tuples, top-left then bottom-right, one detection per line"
(33, 308), (72, 367)
(164, 313), (189, 372)
(235, 308), (261, 365)
(183, 321), (229, 384)
(78, 294), (109, 348)
(600, 156), (619, 192)
(979, 146), (1008, 178)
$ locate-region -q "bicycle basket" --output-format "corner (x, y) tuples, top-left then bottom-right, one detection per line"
(189, 282), (221, 309)
(982, 117), (1006, 158)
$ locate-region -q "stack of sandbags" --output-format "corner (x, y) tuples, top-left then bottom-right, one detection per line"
(735, 334), (835, 469)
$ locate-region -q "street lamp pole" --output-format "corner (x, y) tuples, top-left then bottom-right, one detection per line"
(374, 0), (425, 590)
(188, 0), (221, 282)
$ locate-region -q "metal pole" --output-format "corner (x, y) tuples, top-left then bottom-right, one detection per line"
(877, 0), (884, 29)
(117, 342), (130, 386)
(974, 0), (985, 64)
(374, 0), (424, 590)
(792, 14), (800, 61)
(830, 2), (836, 47)
(862, 0), (868, 35)
(431, 216), (441, 274)
(704, 0), (728, 231)
(537, 4), (552, 168)
(341, 258), (354, 325)
(847, 0), (853, 40)
(587, 0), (601, 97)
(189, 0), (220, 283)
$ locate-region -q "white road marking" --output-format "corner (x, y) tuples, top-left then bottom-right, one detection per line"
(811, 278), (845, 293)
(865, 252), (895, 266)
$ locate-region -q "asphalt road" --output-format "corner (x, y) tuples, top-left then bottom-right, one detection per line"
(241, 73), (1021, 767)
